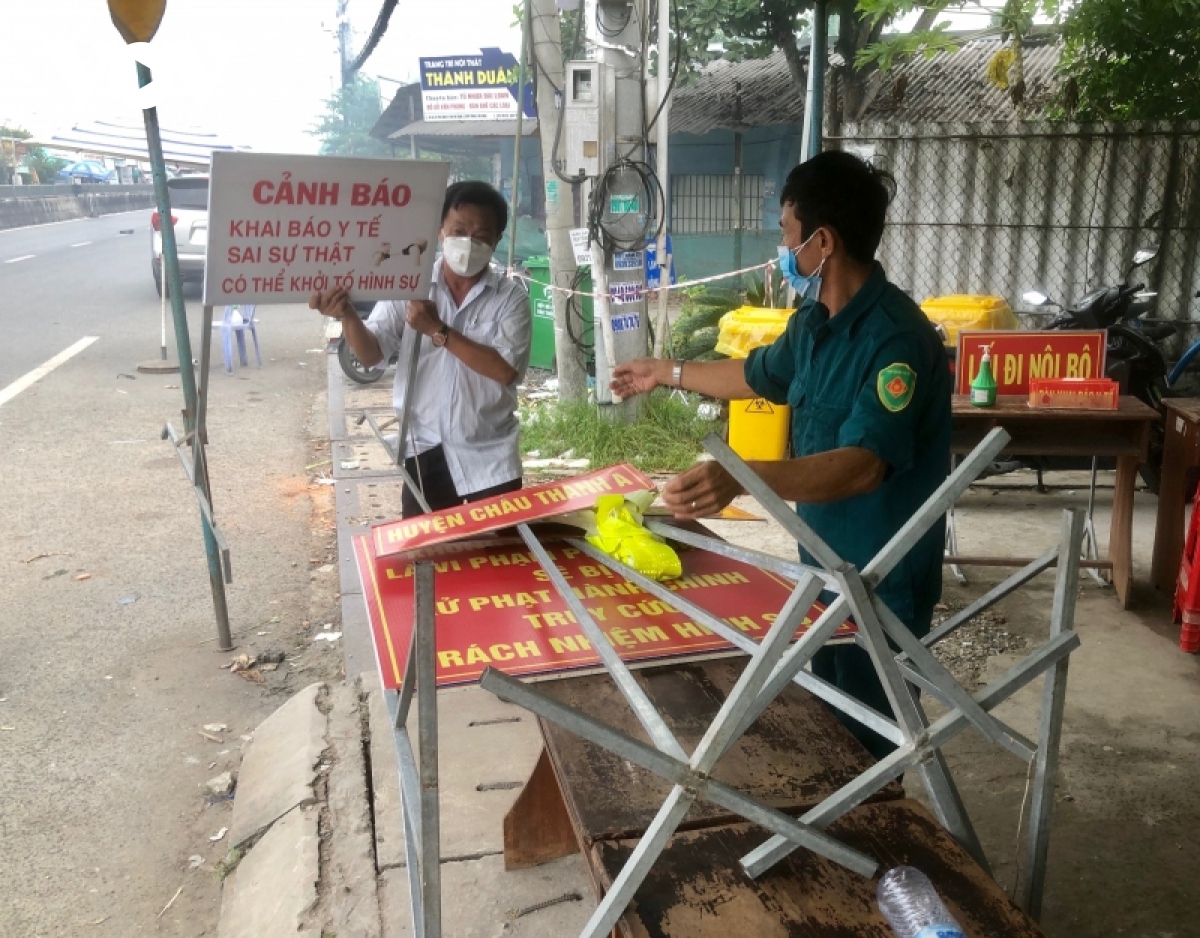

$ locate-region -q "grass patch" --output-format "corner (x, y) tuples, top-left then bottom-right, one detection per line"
(520, 390), (722, 473)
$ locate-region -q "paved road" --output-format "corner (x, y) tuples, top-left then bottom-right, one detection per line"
(0, 214), (332, 936)
(0, 212), (164, 388)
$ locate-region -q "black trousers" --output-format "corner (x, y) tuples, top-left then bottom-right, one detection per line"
(401, 444), (521, 518)
(811, 608), (931, 761)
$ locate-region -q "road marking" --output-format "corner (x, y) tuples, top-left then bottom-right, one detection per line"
(0, 337), (99, 408)
(71, 242), (92, 248)
(4, 255), (34, 264)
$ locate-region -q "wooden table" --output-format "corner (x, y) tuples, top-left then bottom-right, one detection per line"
(1151, 399), (1200, 592)
(950, 395), (1159, 609)
(591, 802), (1046, 938)
(503, 659), (1045, 937)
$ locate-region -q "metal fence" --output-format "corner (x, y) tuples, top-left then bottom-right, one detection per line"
(671, 173), (766, 234)
(841, 121), (1200, 352)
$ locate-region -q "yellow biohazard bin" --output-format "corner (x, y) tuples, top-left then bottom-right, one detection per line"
(919, 294), (1019, 348)
(717, 306), (795, 461)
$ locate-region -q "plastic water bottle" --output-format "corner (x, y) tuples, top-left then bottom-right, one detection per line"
(876, 866), (966, 938)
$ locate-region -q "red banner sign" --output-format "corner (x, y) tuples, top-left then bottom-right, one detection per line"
(372, 463), (657, 558)
(955, 330), (1107, 396)
(355, 534), (854, 689)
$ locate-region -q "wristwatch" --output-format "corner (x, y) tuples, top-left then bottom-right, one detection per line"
(431, 323), (451, 348)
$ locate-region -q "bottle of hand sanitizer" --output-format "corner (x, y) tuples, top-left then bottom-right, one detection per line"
(970, 343), (997, 407)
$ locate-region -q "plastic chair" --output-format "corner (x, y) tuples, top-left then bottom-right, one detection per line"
(217, 304), (261, 374)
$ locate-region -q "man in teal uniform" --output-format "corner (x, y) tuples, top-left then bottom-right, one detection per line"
(612, 151), (951, 757)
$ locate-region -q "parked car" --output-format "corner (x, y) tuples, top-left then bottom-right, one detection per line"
(151, 175), (209, 296)
(56, 160), (114, 184)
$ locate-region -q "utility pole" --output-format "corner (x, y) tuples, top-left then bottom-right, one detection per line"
(651, 0), (673, 358)
(530, 0), (588, 401)
(337, 0), (352, 87)
(589, 0), (651, 420)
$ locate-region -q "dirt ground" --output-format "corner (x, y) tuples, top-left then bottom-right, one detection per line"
(704, 474), (1200, 938)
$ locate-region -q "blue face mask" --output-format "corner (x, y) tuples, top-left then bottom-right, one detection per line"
(777, 231), (825, 306)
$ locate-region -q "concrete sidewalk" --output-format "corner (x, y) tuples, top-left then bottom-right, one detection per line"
(218, 354), (1200, 938)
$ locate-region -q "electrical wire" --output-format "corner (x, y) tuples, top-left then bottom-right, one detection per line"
(529, 3), (588, 184)
(595, 0), (633, 38)
(563, 266), (595, 353)
(587, 157), (665, 252)
(348, 0), (399, 74)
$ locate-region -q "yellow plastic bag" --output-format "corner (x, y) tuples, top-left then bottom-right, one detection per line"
(585, 494), (682, 582)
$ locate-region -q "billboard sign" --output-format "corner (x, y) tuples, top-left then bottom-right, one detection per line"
(419, 48), (536, 122)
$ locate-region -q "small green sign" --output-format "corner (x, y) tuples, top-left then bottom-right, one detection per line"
(609, 195), (640, 215)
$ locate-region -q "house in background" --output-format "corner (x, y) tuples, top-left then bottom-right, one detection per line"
(666, 32), (1063, 278)
(371, 81), (546, 261)
(370, 33), (1062, 278)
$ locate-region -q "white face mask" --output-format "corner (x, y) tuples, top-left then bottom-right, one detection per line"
(442, 236), (494, 277)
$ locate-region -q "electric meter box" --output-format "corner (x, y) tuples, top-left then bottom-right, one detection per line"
(564, 60), (612, 179)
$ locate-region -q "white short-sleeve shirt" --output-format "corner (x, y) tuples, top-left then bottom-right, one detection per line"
(365, 257), (531, 496)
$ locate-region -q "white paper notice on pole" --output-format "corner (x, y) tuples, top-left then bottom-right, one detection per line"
(204, 152), (450, 306)
(569, 228), (592, 267)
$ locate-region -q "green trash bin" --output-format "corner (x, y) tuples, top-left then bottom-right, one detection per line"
(523, 255), (594, 370)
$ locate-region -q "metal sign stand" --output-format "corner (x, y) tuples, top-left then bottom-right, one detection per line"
(137, 58), (234, 651)
(381, 426), (1084, 936)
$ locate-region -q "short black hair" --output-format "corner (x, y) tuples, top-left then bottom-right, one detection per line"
(441, 180), (509, 237)
(779, 151), (895, 264)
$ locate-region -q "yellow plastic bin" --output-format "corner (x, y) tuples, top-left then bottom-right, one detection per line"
(919, 294), (1019, 348)
(717, 306), (795, 461)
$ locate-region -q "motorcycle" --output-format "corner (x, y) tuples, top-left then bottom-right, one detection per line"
(1021, 247), (1171, 491)
(338, 301), (399, 385)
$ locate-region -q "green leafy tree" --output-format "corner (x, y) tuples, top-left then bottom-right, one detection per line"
(1056, 0), (1200, 120)
(309, 75), (392, 157)
(0, 124), (67, 184)
(672, 0), (963, 131)
(673, 1), (1080, 131)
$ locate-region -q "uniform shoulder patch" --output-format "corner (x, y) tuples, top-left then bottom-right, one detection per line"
(877, 362), (917, 412)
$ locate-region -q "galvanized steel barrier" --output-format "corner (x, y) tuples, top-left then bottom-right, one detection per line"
(381, 425), (1085, 936)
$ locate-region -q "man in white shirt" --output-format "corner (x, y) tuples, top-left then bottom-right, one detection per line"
(311, 181), (532, 517)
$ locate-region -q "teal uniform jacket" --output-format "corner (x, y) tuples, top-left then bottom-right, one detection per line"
(744, 265), (951, 635)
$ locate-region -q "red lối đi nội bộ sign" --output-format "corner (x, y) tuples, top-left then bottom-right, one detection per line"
(955, 330), (1107, 396)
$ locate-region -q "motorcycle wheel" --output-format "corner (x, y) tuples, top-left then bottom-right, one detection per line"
(1137, 379), (1168, 494)
(338, 340), (386, 385)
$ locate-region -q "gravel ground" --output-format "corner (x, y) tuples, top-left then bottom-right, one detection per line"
(930, 602), (1030, 689)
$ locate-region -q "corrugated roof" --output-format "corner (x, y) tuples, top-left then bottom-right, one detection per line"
(859, 35), (1062, 122)
(371, 83), (423, 141)
(387, 118), (538, 139)
(669, 34), (1062, 134)
(34, 119), (247, 167)
(669, 52), (808, 135)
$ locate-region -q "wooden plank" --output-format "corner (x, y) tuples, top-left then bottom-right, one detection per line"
(944, 555), (1113, 570)
(537, 659), (902, 845)
(590, 799), (1047, 938)
(951, 394), (1160, 421)
(950, 429), (1143, 458)
(502, 748), (578, 871)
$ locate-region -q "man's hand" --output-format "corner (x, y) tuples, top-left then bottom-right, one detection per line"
(611, 358), (666, 399)
(405, 300), (442, 337)
(309, 286), (356, 320)
(662, 461), (744, 519)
